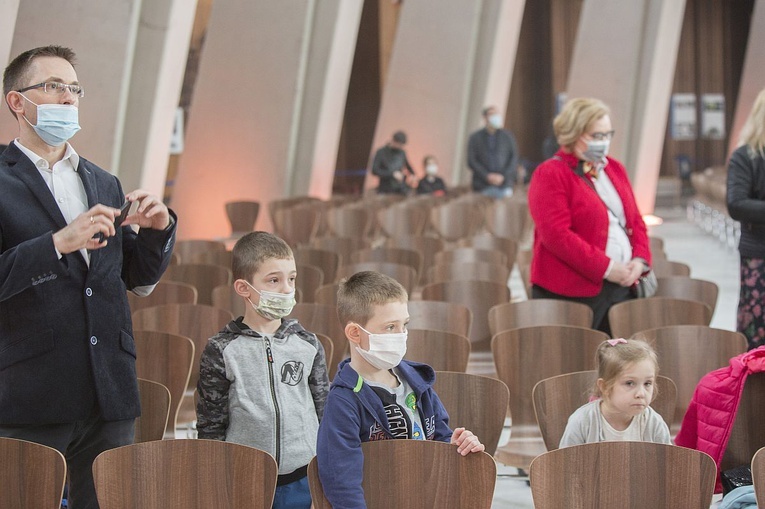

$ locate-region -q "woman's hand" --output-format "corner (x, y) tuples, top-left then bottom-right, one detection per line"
(607, 260), (643, 287)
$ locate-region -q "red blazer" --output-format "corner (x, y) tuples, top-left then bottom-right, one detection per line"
(527, 150), (650, 297)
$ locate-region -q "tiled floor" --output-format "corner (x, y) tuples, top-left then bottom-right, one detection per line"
(484, 203), (739, 508)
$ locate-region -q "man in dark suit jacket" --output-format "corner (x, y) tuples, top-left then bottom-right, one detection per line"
(0, 46), (176, 509)
(467, 105), (519, 198)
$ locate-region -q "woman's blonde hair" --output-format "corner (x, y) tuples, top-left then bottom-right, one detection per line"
(554, 98), (610, 150)
(738, 88), (765, 158)
(593, 339), (659, 400)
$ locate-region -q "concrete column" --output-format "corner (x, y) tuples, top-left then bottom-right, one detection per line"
(0, 0), (20, 70)
(566, 0), (686, 214)
(729, 0), (765, 154)
(369, 0), (526, 189)
(171, 0), (362, 239)
(0, 0), (142, 170)
(118, 0), (197, 196)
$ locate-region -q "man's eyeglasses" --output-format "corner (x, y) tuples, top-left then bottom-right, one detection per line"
(17, 82), (84, 98)
(589, 130), (615, 141)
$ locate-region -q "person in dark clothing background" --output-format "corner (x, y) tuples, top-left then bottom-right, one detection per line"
(467, 105), (519, 198)
(371, 130), (414, 195)
(416, 154), (447, 196)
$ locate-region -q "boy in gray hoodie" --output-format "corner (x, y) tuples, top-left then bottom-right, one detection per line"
(196, 231), (329, 508)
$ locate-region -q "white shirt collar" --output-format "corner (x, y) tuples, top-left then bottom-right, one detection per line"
(13, 139), (80, 171)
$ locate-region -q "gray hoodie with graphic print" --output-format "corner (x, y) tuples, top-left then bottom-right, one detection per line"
(196, 317), (330, 475)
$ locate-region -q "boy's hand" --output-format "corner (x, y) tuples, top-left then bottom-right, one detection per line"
(450, 427), (485, 456)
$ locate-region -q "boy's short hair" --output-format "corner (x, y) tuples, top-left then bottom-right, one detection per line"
(232, 231), (293, 281)
(337, 271), (408, 326)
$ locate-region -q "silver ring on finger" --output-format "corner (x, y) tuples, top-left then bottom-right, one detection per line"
(90, 216), (95, 224)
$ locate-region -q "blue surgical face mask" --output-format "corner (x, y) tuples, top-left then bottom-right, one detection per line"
(20, 95), (81, 147)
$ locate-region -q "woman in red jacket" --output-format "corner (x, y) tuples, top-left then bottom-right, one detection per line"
(528, 98), (651, 335)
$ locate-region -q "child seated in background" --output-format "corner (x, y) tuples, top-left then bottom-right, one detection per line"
(559, 338), (671, 447)
(196, 231), (329, 509)
(416, 154), (447, 196)
(317, 271), (484, 508)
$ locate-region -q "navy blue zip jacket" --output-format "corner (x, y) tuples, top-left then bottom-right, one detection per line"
(316, 359), (452, 508)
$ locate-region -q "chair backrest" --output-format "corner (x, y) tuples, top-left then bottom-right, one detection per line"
(135, 378), (171, 443)
(288, 303), (345, 352)
(311, 237), (372, 267)
(132, 304), (234, 390)
(273, 204), (321, 247)
(652, 258), (692, 277)
(654, 276), (719, 313)
(752, 446), (765, 507)
(721, 372), (765, 472)
(314, 332), (340, 380)
(427, 261), (510, 286)
(127, 280), (198, 313)
(161, 263), (233, 306)
(434, 247), (507, 267)
(307, 440), (496, 509)
(385, 235), (445, 286)
(532, 370), (677, 451)
(421, 280), (510, 349)
(295, 263), (324, 304)
(314, 282), (340, 307)
(224, 200), (260, 235)
(211, 283), (246, 317)
(457, 233), (519, 270)
(429, 201), (483, 242)
(93, 439), (278, 508)
(326, 205), (373, 238)
(336, 262), (417, 295)
(488, 299), (594, 338)
(351, 247), (423, 284)
(492, 326), (609, 431)
(173, 239), (227, 265)
(404, 329), (471, 372)
(134, 331), (195, 436)
(294, 247), (340, 284)
(0, 437), (67, 509)
(376, 203), (429, 237)
(190, 249), (233, 269)
(407, 300), (472, 338)
(632, 325), (747, 426)
(608, 297), (712, 339)
(484, 197), (531, 242)
(434, 371), (509, 455)
(529, 442), (716, 509)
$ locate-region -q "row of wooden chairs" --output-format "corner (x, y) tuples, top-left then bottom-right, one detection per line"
(22, 431), (765, 508)
(268, 193), (532, 247)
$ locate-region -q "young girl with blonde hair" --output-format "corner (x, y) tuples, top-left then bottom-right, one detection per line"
(559, 338), (671, 447)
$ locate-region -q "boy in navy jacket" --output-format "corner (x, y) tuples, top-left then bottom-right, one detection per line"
(316, 271), (484, 508)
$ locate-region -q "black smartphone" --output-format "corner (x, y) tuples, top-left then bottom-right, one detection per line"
(114, 200), (131, 228)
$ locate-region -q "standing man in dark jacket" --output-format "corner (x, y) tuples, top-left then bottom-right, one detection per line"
(371, 130), (414, 194)
(0, 45), (176, 509)
(467, 105), (519, 198)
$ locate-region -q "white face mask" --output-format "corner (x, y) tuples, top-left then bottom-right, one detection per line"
(488, 113), (503, 129)
(243, 280), (296, 320)
(354, 324), (407, 371)
(582, 139), (610, 163)
(20, 95), (81, 147)
(425, 164), (438, 176)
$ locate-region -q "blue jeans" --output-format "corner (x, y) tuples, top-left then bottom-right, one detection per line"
(273, 476), (311, 509)
(480, 186), (512, 199)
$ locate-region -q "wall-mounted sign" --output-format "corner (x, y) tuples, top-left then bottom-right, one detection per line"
(701, 93), (725, 140)
(670, 93), (697, 140)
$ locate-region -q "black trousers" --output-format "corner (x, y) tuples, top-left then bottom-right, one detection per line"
(0, 406), (134, 509)
(532, 281), (633, 337)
